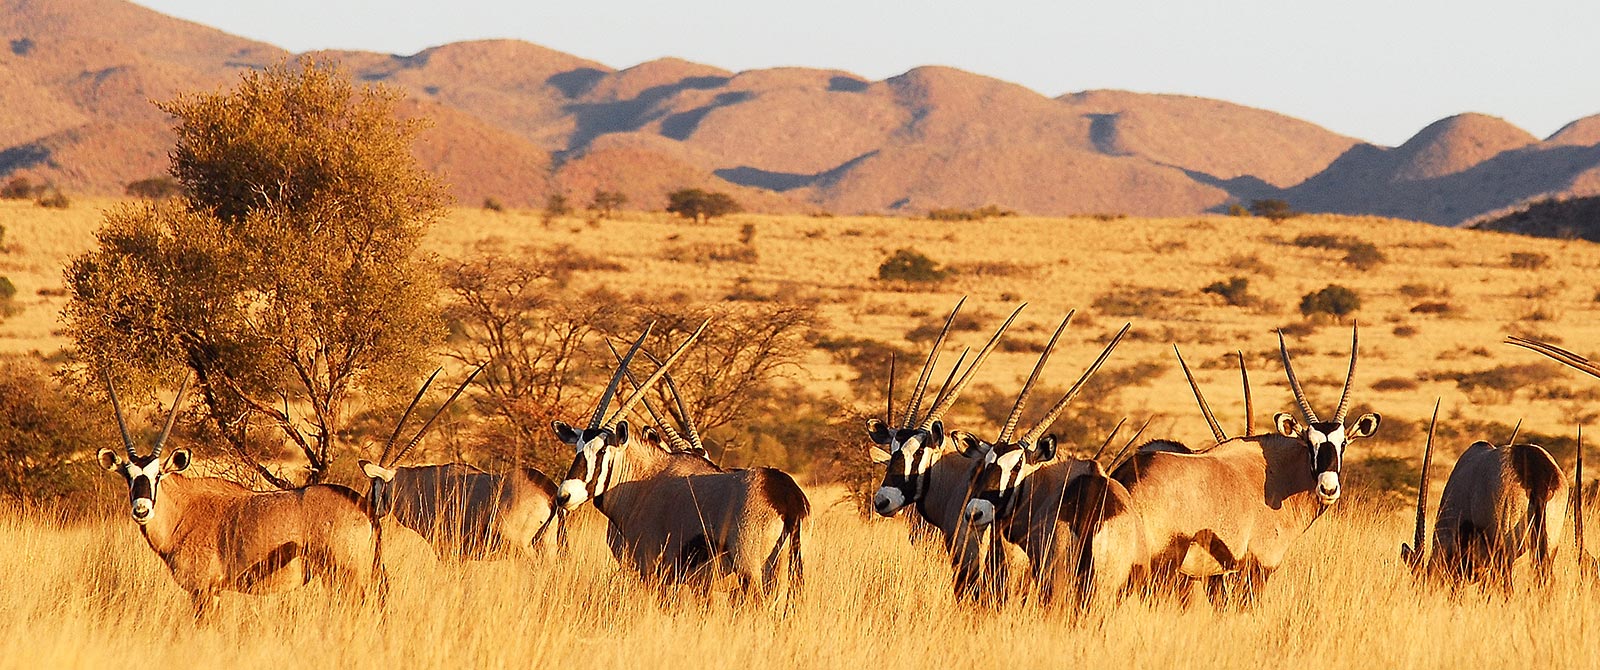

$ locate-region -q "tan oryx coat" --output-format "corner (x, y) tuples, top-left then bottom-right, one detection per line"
(382, 463), (562, 560)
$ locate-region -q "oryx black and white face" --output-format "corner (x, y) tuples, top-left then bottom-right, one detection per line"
(1274, 412), (1381, 505)
(866, 419), (949, 517)
(552, 420), (633, 511)
(98, 448), (191, 525)
(958, 434), (1058, 527)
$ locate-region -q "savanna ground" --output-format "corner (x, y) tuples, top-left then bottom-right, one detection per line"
(3, 199), (1600, 667)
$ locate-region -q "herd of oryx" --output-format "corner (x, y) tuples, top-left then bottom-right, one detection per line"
(94, 298), (1600, 619)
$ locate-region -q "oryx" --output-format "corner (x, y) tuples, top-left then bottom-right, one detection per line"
(1110, 325), (1381, 609)
(358, 367), (565, 561)
(553, 323), (810, 606)
(1501, 335), (1600, 578)
(1400, 401), (1569, 592)
(956, 318), (1139, 612)
(864, 299), (1024, 602)
(96, 373), (384, 617)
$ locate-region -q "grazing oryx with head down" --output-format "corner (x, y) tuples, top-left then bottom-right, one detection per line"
(1400, 401), (1568, 592)
(358, 367), (566, 561)
(957, 319), (1138, 611)
(864, 300), (1024, 602)
(553, 323), (810, 606)
(96, 373), (384, 617)
(1111, 325), (1380, 609)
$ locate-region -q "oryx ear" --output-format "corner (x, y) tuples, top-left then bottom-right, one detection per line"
(954, 431), (990, 459)
(1274, 413), (1302, 438)
(359, 459), (396, 482)
(97, 449), (123, 473)
(613, 420), (630, 447)
(1349, 413), (1381, 439)
(552, 421), (581, 446)
(869, 446), (892, 464)
(167, 448), (192, 473)
(929, 420), (946, 449)
(1029, 435), (1059, 463)
(641, 425), (668, 452)
(866, 419), (893, 446)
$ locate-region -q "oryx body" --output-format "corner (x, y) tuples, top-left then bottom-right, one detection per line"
(867, 300), (1026, 602)
(377, 463), (562, 560)
(958, 316), (1137, 611)
(97, 374), (383, 617)
(554, 322), (810, 604)
(1412, 440), (1567, 589)
(1110, 327), (1379, 608)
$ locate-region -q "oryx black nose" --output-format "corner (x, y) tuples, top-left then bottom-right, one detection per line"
(555, 491), (571, 506)
(874, 497), (890, 513)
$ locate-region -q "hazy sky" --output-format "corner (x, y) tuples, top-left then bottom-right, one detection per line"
(134, 0), (1600, 147)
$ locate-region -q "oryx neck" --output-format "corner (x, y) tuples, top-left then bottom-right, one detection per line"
(137, 473), (193, 557)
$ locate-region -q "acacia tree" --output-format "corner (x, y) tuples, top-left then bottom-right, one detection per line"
(64, 59), (445, 487)
(440, 246), (632, 476)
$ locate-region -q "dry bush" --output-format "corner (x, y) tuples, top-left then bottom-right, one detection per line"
(1371, 377), (1419, 392)
(944, 260), (1033, 277)
(661, 242), (758, 264)
(1221, 253), (1277, 278)
(1508, 251), (1550, 269)
(1398, 283), (1451, 299)
(1409, 301), (1459, 317)
(1092, 285), (1184, 318)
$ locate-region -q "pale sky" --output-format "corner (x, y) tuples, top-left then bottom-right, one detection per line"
(134, 0), (1600, 147)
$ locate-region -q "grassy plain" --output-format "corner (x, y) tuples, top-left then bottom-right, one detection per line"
(4, 199), (1600, 668)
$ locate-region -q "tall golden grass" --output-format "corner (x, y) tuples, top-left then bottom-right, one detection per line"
(4, 200), (1600, 667)
(2, 485), (1593, 669)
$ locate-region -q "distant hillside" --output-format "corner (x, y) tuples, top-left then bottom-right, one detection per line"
(3, 0), (1600, 222)
(1470, 195), (1600, 241)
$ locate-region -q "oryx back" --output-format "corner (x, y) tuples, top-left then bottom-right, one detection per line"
(1432, 441), (1567, 584)
(387, 463), (561, 560)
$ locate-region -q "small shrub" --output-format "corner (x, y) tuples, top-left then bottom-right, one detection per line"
(482, 196), (505, 212)
(1521, 306), (1556, 322)
(1508, 252), (1549, 269)
(1201, 276), (1255, 307)
(1226, 202), (1249, 217)
(662, 242), (758, 265)
(0, 176), (36, 200)
(1299, 285), (1360, 319)
(1343, 242), (1386, 270)
(739, 223), (756, 246)
(588, 190), (627, 219)
(125, 177), (184, 199)
(1089, 213), (1126, 222)
(1250, 199), (1301, 222)
(1372, 377), (1419, 392)
(1293, 233), (1354, 249)
(1437, 362), (1562, 396)
(1410, 301), (1456, 316)
(946, 260), (1030, 277)
(928, 205), (1016, 222)
(905, 312), (983, 342)
(877, 248), (947, 283)
(1093, 286), (1183, 318)
(1399, 283), (1450, 299)
(1392, 324), (1419, 338)
(1516, 283), (1563, 300)
(35, 188), (68, 209)
(1222, 253), (1276, 278)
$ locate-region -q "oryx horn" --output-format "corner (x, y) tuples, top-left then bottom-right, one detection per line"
(603, 320), (709, 430)
(918, 303), (1025, 431)
(998, 312), (1071, 443)
(1403, 398), (1439, 570)
(391, 365), (485, 466)
(103, 368), (137, 459)
(591, 323), (655, 430)
(380, 367), (442, 467)
(1019, 323), (1130, 445)
(1239, 350), (1253, 436)
(1175, 345), (1226, 444)
(885, 353), (896, 428)
(1108, 416), (1154, 471)
(1506, 336), (1600, 379)
(905, 297), (965, 428)
(1092, 417), (1128, 462)
(1277, 329), (1319, 424)
(1332, 322), (1358, 423)
(151, 373), (192, 458)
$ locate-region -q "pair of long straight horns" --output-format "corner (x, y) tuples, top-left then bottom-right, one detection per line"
(607, 341), (704, 452)
(378, 364), (486, 468)
(998, 318), (1131, 446)
(598, 320), (710, 432)
(104, 369), (191, 460)
(1279, 322), (1358, 425)
(1506, 336), (1600, 381)
(889, 299), (1025, 432)
(1175, 348), (1255, 444)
